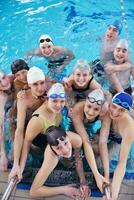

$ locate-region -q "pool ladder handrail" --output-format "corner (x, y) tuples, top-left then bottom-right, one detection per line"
(104, 185), (111, 200)
(1, 176), (18, 200)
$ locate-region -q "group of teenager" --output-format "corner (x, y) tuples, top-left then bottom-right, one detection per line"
(0, 19), (134, 200)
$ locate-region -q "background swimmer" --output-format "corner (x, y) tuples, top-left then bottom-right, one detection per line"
(24, 34), (75, 78)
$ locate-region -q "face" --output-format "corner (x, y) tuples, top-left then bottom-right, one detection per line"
(48, 98), (66, 113)
(84, 100), (102, 121)
(51, 137), (72, 158)
(105, 26), (118, 40)
(109, 103), (126, 119)
(114, 47), (128, 64)
(15, 69), (28, 83)
(74, 69), (90, 87)
(0, 73), (11, 91)
(40, 45), (54, 57)
(29, 80), (46, 97)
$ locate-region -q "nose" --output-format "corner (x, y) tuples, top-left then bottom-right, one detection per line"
(61, 146), (69, 155)
(88, 108), (95, 116)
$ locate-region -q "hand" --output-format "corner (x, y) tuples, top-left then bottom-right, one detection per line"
(63, 77), (72, 89)
(95, 173), (109, 193)
(105, 65), (115, 75)
(80, 183), (91, 200)
(63, 185), (82, 200)
(8, 164), (22, 183)
(17, 90), (27, 99)
(68, 108), (75, 118)
(0, 154), (8, 171)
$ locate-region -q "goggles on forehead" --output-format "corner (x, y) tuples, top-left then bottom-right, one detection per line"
(48, 93), (66, 99)
(112, 97), (130, 110)
(40, 38), (52, 43)
(87, 97), (104, 106)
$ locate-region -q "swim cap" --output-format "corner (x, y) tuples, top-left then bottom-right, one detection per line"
(108, 20), (123, 35)
(115, 39), (129, 50)
(39, 34), (53, 47)
(47, 83), (66, 98)
(11, 59), (29, 74)
(27, 66), (45, 84)
(45, 126), (66, 146)
(112, 92), (133, 110)
(87, 89), (105, 105)
(73, 59), (91, 73)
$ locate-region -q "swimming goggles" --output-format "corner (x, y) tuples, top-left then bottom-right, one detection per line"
(112, 97), (130, 110)
(48, 93), (66, 99)
(40, 38), (52, 43)
(87, 97), (104, 105)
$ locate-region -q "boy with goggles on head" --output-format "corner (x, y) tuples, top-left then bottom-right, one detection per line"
(104, 39), (133, 95)
(92, 20), (122, 85)
(98, 92), (134, 200)
(24, 34), (75, 80)
(69, 89), (109, 193)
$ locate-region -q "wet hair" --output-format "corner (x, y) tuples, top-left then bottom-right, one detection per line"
(45, 126), (67, 146)
(11, 59), (29, 74)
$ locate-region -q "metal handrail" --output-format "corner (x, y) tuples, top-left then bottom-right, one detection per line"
(1, 176), (18, 200)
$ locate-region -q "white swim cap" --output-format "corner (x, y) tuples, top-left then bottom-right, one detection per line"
(27, 66), (45, 84)
(116, 39), (129, 50)
(87, 89), (105, 105)
(39, 34), (53, 47)
(74, 59), (91, 73)
(47, 83), (65, 98)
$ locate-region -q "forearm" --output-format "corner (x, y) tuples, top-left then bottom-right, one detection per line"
(83, 142), (100, 179)
(115, 62), (131, 72)
(0, 131), (6, 156)
(13, 133), (24, 165)
(99, 143), (109, 179)
(30, 185), (66, 197)
(20, 140), (31, 173)
(110, 73), (123, 92)
(111, 162), (126, 199)
(74, 148), (86, 184)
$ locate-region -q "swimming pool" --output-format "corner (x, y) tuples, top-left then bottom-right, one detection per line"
(1, 0), (134, 174)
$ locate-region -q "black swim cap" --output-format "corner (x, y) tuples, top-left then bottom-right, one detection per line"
(11, 59), (29, 74)
(45, 126), (66, 146)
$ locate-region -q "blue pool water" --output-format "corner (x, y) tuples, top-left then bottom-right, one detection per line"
(1, 0), (134, 174)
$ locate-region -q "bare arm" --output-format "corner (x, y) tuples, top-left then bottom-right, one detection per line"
(20, 116), (44, 173)
(13, 99), (27, 166)
(30, 145), (60, 197)
(110, 73), (124, 92)
(99, 114), (111, 179)
(70, 103), (101, 179)
(30, 145), (81, 199)
(24, 49), (41, 60)
(111, 130), (133, 199)
(105, 61), (131, 74)
(0, 94), (8, 171)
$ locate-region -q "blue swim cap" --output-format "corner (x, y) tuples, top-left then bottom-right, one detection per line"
(109, 20), (123, 35)
(112, 92), (133, 111)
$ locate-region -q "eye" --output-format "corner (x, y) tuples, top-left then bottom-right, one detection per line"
(83, 73), (88, 77)
(33, 82), (38, 86)
(122, 49), (127, 53)
(88, 105), (92, 109)
(76, 73), (80, 77)
(94, 107), (100, 111)
(61, 100), (65, 103)
(52, 99), (58, 103)
(113, 28), (118, 32)
(40, 81), (45, 85)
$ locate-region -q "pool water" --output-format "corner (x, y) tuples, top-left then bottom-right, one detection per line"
(1, 0), (134, 174)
